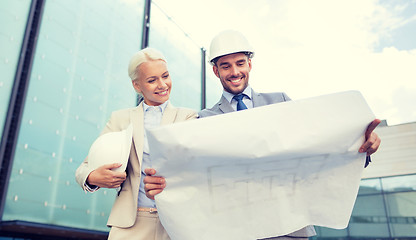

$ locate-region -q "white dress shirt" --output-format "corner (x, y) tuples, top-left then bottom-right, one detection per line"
(222, 85), (253, 111)
(137, 101), (168, 208)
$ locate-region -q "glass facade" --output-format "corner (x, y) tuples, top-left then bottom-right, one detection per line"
(313, 174), (416, 239)
(2, 0), (144, 232)
(1, 1), (415, 240)
(148, 2), (202, 110)
(0, 0), (31, 138)
(148, 2), (222, 109)
(205, 66), (223, 108)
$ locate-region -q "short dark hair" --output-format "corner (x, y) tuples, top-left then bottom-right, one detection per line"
(211, 51), (254, 66)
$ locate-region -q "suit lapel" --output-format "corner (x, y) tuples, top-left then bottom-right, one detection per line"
(161, 102), (177, 125)
(130, 103), (144, 173)
(218, 95), (234, 113)
(251, 90), (266, 107)
(130, 102), (176, 172)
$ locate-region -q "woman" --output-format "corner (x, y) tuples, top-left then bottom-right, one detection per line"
(75, 48), (197, 240)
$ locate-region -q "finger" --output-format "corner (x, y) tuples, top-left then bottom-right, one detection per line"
(112, 177), (126, 184)
(112, 171), (127, 180)
(105, 182), (122, 188)
(360, 132), (379, 153)
(144, 184), (165, 196)
(101, 163), (122, 170)
(365, 119), (381, 139)
(104, 180), (123, 189)
(146, 189), (164, 200)
(145, 182), (166, 190)
(144, 168), (156, 176)
(359, 133), (375, 153)
(366, 136), (381, 156)
(144, 176), (165, 185)
(359, 141), (372, 153)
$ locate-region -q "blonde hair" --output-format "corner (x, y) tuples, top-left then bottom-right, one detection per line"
(127, 47), (167, 81)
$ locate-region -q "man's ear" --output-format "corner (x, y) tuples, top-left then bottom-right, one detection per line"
(213, 65), (220, 78)
(132, 80), (141, 93)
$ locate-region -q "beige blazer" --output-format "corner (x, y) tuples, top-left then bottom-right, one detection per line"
(75, 102), (197, 228)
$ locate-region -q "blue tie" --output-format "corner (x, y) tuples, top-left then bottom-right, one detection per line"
(233, 94), (248, 111)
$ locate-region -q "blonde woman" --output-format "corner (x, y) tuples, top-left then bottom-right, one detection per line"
(75, 48), (196, 240)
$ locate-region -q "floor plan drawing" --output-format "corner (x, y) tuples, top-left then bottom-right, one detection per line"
(207, 153), (348, 212)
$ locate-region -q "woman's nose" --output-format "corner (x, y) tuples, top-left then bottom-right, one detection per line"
(157, 79), (167, 89)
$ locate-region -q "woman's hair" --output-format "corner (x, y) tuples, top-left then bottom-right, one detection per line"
(128, 47), (167, 81)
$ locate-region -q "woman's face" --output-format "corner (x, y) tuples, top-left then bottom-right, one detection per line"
(132, 60), (172, 106)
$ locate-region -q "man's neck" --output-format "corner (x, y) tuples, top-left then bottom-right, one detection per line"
(222, 86), (252, 103)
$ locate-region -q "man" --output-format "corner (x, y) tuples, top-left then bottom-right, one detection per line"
(144, 30), (381, 239)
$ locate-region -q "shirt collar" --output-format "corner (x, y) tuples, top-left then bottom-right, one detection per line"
(143, 101), (168, 113)
(222, 85), (252, 104)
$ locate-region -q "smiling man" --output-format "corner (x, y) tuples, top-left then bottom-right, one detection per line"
(215, 52), (251, 95)
(197, 30), (380, 240)
(144, 30), (381, 240)
(198, 30), (295, 117)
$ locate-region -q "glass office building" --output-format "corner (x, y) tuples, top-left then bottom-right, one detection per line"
(313, 122), (416, 240)
(1, 1), (415, 239)
(0, 0), (217, 239)
(313, 174), (416, 239)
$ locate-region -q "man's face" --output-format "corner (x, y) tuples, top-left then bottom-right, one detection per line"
(213, 52), (252, 95)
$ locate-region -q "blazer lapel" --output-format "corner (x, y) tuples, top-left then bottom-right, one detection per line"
(130, 103), (144, 174)
(131, 102), (175, 172)
(161, 102), (177, 125)
(251, 90), (266, 107)
(218, 95), (234, 114)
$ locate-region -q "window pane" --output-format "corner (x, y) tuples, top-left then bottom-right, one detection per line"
(205, 69), (223, 108)
(358, 178), (382, 195)
(386, 192), (416, 237)
(3, 0), (144, 232)
(349, 195), (390, 237)
(149, 3), (201, 110)
(382, 174), (416, 192)
(0, 0), (31, 138)
(315, 226), (348, 238)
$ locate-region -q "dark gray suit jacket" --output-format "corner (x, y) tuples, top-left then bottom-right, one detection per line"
(198, 90), (316, 238)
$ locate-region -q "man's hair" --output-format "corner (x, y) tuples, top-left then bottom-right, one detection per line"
(128, 47), (167, 81)
(211, 51), (253, 66)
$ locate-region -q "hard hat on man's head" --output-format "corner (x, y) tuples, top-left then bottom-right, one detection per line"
(209, 30), (255, 65)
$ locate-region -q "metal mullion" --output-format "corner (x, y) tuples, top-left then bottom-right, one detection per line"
(0, 0), (45, 218)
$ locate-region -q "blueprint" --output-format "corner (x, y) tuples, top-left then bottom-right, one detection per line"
(147, 91), (375, 240)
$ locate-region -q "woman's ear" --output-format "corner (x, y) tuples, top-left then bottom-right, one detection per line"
(132, 80), (141, 93)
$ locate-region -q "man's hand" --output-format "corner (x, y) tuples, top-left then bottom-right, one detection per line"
(87, 163), (127, 188)
(359, 119), (381, 156)
(143, 168), (166, 200)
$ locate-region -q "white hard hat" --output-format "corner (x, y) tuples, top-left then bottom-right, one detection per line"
(209, 30), (255, 65)
(87, 124), (133, 172)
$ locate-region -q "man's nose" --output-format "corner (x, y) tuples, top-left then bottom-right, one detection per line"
(230, 66), (239, 76)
